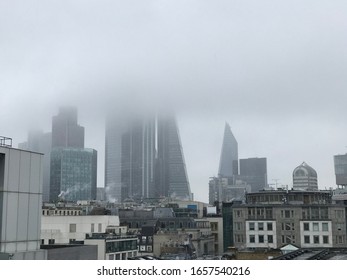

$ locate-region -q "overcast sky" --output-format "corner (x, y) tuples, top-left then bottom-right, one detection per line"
(1, 0), (347, 203)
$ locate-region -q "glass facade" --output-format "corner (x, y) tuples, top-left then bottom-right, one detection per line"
(156, 115), (191, 200)
(218, 123), (238, 178)
(50, 148), (97, 201)
(334, 154), (347, 186)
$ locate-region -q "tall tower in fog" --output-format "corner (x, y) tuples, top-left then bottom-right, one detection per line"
(52, 107), (84, 148)
(156, 115), (191, 200)
(105, 114), (156, 203)
(105, 113), (191, 202)
(218, 123), (238, 178)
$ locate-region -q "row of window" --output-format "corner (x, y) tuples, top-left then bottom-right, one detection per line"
(248, 222), (273, 231)
(303, 222), (329, 231)
(247, 222), (331, 232)
(42, 210), (82, 216)
(249, 234), (274, 244)
(69, 223), (103, 233)
(303, 235), (329, 244)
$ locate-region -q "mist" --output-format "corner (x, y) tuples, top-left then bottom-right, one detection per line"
(1, 0), (347, 202)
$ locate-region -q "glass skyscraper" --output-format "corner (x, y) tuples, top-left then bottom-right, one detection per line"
(105, 113), (191, 202)
(156, 115), (191, 200)
(218, 123), (238, 178)
(49, 107), (97, 202)
(105, 115), (156, 203)
(334, 154), (347, 187)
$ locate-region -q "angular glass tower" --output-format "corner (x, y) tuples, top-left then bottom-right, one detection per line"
(105, 113), (191, 202)
(156, 115), (191, 200)
(218, 123), (238, 178)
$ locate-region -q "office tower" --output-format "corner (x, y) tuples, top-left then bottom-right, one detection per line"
(334, 154), (347, 187)
(105, 113), (191, 202)
(50, 148), (97, 201)
(239, 157), (268, 192)
(105, 114), (156, 203)
(1, 137), (45, 259)
(218, 123), (238, 178)
(156, 115), (191, 200)
(52, 107), (84, 148)
(292, 162), (318, 190)
(50, 107), (97, 202)
(18, 130), (52, 202)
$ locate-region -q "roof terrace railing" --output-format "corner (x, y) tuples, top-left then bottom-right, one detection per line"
(0, 136), (12, 148)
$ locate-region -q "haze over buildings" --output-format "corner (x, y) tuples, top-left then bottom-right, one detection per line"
(2, 1), (347, 202)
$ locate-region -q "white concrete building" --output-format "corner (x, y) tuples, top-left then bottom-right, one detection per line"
(41, 215), (120, 244)
(0, 143), (45, 259)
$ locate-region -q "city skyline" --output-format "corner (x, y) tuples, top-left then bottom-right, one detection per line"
(2, 1), (347, 203)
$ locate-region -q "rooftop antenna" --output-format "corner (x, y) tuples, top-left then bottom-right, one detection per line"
(273, 179), (279, 189)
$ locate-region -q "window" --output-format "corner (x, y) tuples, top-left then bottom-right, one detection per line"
(91, 223), (95, 233)
(323, 236), (329, 244)
(268, 235), (273, 243)
(303, 223), (309, 231)
(313, 223), (319, 231)
(69, 223), (76, 233)
(322, 223), (329, 231)
(304, 236), (310, 244)
(259, 235), (264, 243)
(285, 210), (290, 218)
(258, 222), (264, 231)
(249, 235), (255, 243)
(98, 223), (102, 232)
(49, 239), (55, 245)
(235, 222), (242, 231)
(313, 235), (319, 244)
(249, 222), (255, 231)
(267, 222), (273, 231)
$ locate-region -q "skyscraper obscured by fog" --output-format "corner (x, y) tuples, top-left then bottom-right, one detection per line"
(155, 115), (191, 200)
(52, 107), (84, 149)
(50, 107), (97, 202)
(105, 115), (155, 203)
(218, 123), (238, 178)
(105, 113), (191, 202)
(239, 157), (267, 192)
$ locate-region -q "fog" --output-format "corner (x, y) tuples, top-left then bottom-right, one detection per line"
(1, 1), (347, 202)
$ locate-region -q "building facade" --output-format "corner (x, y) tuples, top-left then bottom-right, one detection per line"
(228, 190), (346, 250)
(0, 142), (45, 259)
(239, 157), (267, 192)
(50, 148), (97, 201)
(334, 154), (347, 187)
(18, 130), (52, 202)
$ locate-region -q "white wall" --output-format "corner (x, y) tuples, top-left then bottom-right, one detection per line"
(0, 147), (43, 254)
(41, 215), (119, 244)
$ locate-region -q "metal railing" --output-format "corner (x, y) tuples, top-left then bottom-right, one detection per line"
(0, 136), (12, 147)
